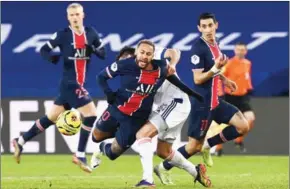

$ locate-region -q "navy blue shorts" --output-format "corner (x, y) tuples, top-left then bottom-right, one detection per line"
(96, 106), (147, 150)
(96, 106), (119, 134)
(188, 99), (239, 140)
(54, 83), (92, 109)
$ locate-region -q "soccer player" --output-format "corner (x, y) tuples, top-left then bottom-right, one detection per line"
(12, 3), (105, 173)
(99, 46), (211, 187)
(90, 40), (205, 186)
(215, 42), (255, 154)
(154, 12), (250, 184)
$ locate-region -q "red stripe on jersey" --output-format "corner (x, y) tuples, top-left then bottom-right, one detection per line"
(211, 76), (219, 110)
(118, 68), (160, 116)
(118, 93), (147, 116)
(74, 32), (86, 86)
(208, 44), (221, 110)
(138, 69), (160, 85)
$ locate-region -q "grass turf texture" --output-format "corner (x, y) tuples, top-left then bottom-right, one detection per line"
(2, 155), (288, 189)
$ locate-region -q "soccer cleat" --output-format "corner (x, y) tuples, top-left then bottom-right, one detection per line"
(235, 142), (247, 153)
(12, 138), (23, 164)
(134, 180), (156, 188)
(194, 164), (212, 187)
(215, 149), (223, 157)
(201, 146), (214, 167)
(153, 164), (174, 185)
(90, 145), (104, 169)
(72, 154), (92, 173)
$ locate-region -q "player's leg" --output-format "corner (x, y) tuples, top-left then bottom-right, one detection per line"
(161, 105), (212, 169)
(134, 121), (158, 186)
(155, 139), (211, 187)
(94, 113), (146, 163)
(12, 100), (65, 164)
(76, 102), (97, 155)
(202, 100), (249, 153)
(90, 108), (119, 169)
(234, 110), (255, 151)
(67, 85), (97, 172)
(206, 121), (227, 156)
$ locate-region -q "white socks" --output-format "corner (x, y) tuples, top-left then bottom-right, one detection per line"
(76, 151), (85, 158)
(167, 150), (197, 178)
(18, 136), (25, 146)
(136, 138), (154, 183)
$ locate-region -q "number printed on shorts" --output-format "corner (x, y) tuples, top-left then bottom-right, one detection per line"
(75, 87), (89, 99)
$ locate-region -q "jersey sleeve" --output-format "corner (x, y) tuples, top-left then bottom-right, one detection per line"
(154, 46), (167, 60)
(190, 44), (205, 70)
(46, 31), (62, 49)
(91, 27), (103, 49)
(104, 59), (128, 78)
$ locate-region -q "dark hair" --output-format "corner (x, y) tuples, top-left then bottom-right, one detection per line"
(235, 42), (247, 47)
(136, 39), (155, 52)
(116, 46), (135, 61)
(198, 12), (217, 25)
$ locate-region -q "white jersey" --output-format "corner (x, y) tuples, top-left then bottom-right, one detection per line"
(149, 47), (191, 144)
(153, 47), (190, 110)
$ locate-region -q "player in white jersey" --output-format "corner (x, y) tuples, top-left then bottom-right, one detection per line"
(92, 46), (210, 188)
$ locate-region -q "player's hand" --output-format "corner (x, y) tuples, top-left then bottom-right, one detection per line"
(106, 91), (117, 104)
(225, 79), (237, 93)
(167, 64), (176, 76)
(214, 54), (228, 69)
(51, 55), (60, 64)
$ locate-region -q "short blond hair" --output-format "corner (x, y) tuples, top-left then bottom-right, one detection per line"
(66, 3), (83, 13)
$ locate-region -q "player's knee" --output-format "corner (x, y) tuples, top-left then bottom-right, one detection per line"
(92, 128), (104, 143)
(187, 144), (201, 154)
(156, 148), (171, 159)
(186, 138), (202, 154)
(136, 123), (157, 140)
(236, 119), (250, 135)
(46, 114), (57, 123)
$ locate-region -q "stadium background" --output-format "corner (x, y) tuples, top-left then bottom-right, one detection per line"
(1, 1), (289, 155)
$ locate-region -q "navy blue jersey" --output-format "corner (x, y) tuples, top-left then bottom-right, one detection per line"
(41, 26), (104, 86)
(100, 57), (168, 118)
(190, 37), (223, 110)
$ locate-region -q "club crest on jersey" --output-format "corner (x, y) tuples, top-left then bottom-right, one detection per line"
(111, 62), (118, 72)
(191, 55), (200, 65)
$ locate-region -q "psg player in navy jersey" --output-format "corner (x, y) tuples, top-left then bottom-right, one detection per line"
(90, 40), (205, 177)
(155, 13), (250, 185)
(12, 3), (105, 173)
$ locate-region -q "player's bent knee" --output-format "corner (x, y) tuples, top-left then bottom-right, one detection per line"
(236, 120), (250, 135)
(136, 122), (157, 140)
(186, 138), (202, 154)
(156, 148), (171, 159)
(92, 128), (104, 143)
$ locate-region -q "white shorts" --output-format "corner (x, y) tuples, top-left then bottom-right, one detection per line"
(149, 98), (190, 143)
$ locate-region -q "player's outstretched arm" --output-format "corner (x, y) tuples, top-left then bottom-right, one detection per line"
(166, 75), (204, 102)
(193, 55), (227, 85)
(90, 27), (106, 60)
(97, 61), (123, 104)
(40, 31), (62, 64)
(97, 69), (116, 104)
(40, 44), (60, 64)
(164, 48), (181, 66)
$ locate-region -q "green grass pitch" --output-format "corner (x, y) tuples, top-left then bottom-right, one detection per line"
(1, 155), (288, 189)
